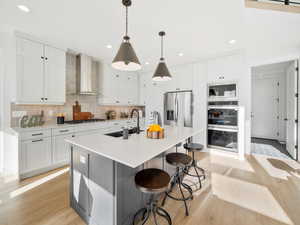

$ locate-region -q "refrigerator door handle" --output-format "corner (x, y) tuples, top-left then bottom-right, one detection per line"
(175, 94), (179, 122)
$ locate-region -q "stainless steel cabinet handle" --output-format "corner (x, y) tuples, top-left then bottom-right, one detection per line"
(32, 139), (43, 143)
(32, 133), (43, 136)
(59, 129), (69, 133)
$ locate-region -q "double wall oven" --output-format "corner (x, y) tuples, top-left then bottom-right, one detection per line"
(207, 82), (239, 152)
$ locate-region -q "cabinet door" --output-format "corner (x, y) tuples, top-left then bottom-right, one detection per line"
(21, 137), (52, 173)
(139, 74), (147, 106)
(207, 54), (243, 83)
(52, 134), (73, 165)
(44, 46), (66, 104)
(99, 65), (120, 104)
(16, 38), (44, 104)
(127, 73), (138, 105)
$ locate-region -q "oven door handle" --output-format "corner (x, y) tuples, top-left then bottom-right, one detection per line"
(208, 126), (238, 132)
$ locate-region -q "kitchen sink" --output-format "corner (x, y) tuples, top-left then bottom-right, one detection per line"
(105, 128), (143, 138)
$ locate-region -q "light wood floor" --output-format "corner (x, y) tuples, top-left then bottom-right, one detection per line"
(0, 153), (300, 225)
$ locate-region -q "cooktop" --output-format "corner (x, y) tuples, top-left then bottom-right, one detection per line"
(64, 119), (106, 124)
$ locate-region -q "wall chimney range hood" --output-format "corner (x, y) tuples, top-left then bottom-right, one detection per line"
(76, 54), (99, 95)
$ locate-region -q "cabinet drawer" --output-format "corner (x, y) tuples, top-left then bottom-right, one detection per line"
(52, 127), (75, 136)
(20, 129), (52, 140)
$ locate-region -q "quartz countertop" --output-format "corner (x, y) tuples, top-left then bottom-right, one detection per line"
(65, 126), (203, 168)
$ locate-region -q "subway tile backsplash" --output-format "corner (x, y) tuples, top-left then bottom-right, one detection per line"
(11, 95), (144, 127)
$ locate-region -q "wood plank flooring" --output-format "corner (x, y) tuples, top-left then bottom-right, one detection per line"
(0, 153), (300, 225)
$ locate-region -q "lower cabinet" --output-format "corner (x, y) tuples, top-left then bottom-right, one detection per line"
(52, 133), (74, 165)
(21, 137), (52, 173)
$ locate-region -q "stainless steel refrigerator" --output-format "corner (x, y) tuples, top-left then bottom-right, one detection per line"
(164, 90), (193, 127)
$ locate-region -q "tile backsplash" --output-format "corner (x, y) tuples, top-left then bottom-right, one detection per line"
(11, 95), (144, 127)
(11, 53), (144, 127)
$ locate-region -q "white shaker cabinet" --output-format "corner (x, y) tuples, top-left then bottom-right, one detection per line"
(16, 37), (66, 105)
(99, 64), (139, 105)
(52, 133), (73, 165)
(16, 38), (45, 104)
(125, 73), (138, 105)
(207, 54), (243, 83)
(44, 46), (66, 104)
(21, 137), (52, 173)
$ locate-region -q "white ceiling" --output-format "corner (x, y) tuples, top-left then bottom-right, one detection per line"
(0, 0), (300, 71)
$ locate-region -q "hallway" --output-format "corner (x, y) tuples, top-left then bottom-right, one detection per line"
(251, 138), (292, 159)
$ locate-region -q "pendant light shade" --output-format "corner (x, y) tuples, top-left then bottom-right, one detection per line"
(152, 31), (172, 81)
(112, 0), (141, 71)
(152, 61), (172, 81)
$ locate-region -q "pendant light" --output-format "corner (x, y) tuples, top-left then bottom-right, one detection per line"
(152, 31), (172, 81)
(112, 0), (141, 71)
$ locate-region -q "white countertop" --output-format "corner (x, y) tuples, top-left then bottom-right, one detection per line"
(65, 126), (203, 168)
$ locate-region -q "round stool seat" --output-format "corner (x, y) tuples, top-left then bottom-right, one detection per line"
(184, 143), (204, 151)
(165, 152), (192, 168)
(135, 168), (170, 194)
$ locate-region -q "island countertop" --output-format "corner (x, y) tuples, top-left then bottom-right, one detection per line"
(65, 126), (203, 168)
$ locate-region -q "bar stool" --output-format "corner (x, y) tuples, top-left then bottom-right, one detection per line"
(183, 143), (205, 188)
(162, 152), (193, 216)
(133, 168), (172, 225)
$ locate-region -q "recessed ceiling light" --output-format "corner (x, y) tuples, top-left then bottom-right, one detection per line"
(17, 5), (30, 13)
(145, 62), (149, 65)
(178, 53), (184, 57)
(106, 44), (112, 49)
(229, 39), (236, 44)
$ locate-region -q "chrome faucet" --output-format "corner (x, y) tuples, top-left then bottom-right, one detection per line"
(130, 108), (140, 134)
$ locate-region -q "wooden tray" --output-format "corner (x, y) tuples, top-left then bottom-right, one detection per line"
(146, 129), (164, 139)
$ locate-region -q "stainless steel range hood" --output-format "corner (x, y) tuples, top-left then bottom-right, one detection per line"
(76, 54), (99, 95)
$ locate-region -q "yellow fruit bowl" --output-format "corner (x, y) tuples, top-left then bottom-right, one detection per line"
(146, 124), (164, 139)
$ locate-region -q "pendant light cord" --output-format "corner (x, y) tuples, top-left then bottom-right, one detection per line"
(125, 6), (129, 38)
(161, 35), (164, 59)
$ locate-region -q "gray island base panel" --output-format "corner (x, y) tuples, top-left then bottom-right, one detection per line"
(67, 126), (202, 225)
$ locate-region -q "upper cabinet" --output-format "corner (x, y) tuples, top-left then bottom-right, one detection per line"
(207, 54), (243, 83)
(16, 37), (66, 105)
(98, 64), (139, 105)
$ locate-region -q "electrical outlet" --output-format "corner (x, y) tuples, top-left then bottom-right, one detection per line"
(12, 111), (27, 118)
(48, 110), (54, 117)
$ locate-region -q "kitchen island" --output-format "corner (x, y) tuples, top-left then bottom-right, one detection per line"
(65, 126), (202, 225)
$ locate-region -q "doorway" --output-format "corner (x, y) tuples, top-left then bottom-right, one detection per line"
(251, 60), (299, 160)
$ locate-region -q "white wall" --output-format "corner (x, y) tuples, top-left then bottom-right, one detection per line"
(0, 48), (3, 173)
(0, 26), (19, 177)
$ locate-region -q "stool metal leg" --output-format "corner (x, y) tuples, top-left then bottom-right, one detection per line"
(183, 151), (205, 190)
(133, 194), (172, 225)
(178, 176), (189, 216)
(157, 207), (172, 225)
(162, 167), (193, 216)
